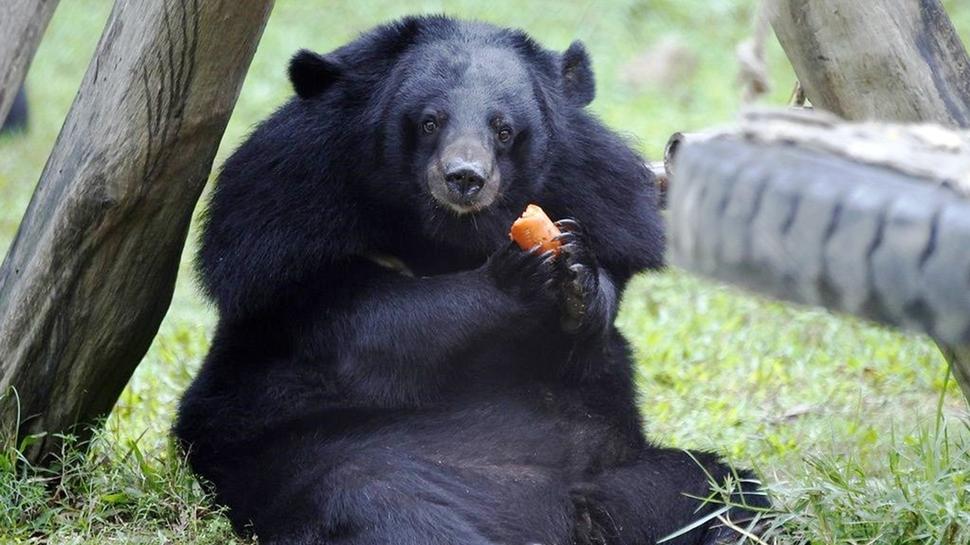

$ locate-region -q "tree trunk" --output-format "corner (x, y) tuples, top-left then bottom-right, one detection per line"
(0, 0), (273, 463)
(0, 0), (60, 126)
(767, 0), (970, 402)
(766, 0), (970, 126)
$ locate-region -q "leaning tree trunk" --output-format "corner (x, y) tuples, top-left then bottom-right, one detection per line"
(0, 0), (273, 463)
(766, 0), (970, 402)
(0, 0), (60, 126)
(767, 0), (970, 127)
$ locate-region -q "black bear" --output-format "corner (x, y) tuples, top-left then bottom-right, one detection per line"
(176, 15), (766, 545)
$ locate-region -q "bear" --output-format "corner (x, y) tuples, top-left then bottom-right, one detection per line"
(175, 15), (767, 545)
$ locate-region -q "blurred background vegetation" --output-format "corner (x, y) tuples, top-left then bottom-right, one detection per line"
(2, 1), (970, 543)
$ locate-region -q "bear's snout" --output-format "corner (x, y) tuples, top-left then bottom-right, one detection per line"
(444, 159), (486, 200)
(428, 136), (501, 214)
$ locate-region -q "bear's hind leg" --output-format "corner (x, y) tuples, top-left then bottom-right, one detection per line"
(262, 512), (493, 545)
(573, 448), (769, 545)
(260, 456), (500, 545)
(262, 490), (497, 545)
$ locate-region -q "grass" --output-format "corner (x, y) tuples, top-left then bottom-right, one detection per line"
(1, 0), (970, 543)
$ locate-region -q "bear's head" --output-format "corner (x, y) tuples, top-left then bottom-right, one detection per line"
(288, 16), (596, 247)
(199, 16), (662, 318)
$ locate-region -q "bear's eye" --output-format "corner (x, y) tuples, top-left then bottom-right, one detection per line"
(497, 127), (513, 143)
(422, 119), (438, 135)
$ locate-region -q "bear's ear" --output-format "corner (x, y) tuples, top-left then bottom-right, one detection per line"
(289, 49), (342, 99)
(561, 41), (595, 107)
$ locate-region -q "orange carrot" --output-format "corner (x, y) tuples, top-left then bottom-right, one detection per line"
(509, 204), (562, 255)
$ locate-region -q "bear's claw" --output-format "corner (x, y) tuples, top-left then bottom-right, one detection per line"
(486, 241), (558, 309)
(554, 219), (600, 333)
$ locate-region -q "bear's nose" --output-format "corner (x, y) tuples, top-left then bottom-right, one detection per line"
(444, 163), (486, 199)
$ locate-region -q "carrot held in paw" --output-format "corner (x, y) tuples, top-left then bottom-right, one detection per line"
(509, 204), (562, 255)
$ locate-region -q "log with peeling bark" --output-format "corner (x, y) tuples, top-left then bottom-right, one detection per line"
(669, 109), (970, 400)
(0, 0), (60, 126)
(669, 108), (970, 197)
(0, 0), (273, 463)
(767, 0), (970, 403)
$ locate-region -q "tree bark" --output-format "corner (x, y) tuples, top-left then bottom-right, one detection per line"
(0, 0), (273, 463)
(0, 0), (60, 127)
(766, 0), (970, 126)
(767, 0), (970, 402)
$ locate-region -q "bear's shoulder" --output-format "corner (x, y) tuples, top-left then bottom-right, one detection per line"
(542, 114), (664, 277)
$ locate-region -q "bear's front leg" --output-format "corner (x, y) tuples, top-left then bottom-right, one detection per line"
(554, 219), (617, 338)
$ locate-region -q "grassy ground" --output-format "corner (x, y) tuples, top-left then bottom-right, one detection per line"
(2, 1), (970, 543)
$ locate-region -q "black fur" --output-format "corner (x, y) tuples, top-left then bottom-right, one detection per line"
(176, 16), (767, 545)
(288, 50), (342, 99)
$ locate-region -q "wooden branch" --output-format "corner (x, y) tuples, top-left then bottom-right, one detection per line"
(0, 0), (273, 462)
(0, 0), (59, 126)
(766, 0), (970, 126)
(768, 0), (970, 403)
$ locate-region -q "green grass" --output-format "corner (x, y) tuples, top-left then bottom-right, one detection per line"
(2, 1), (970, 543)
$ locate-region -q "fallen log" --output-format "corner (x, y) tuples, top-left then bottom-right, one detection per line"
(670, 110), (970, 401)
